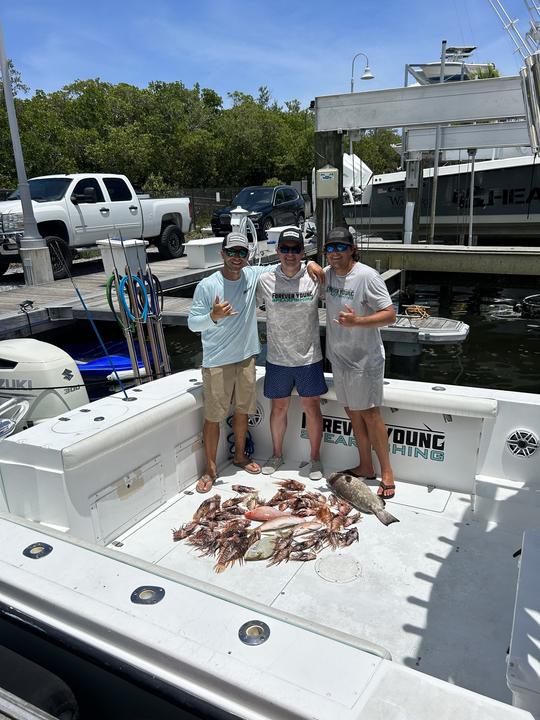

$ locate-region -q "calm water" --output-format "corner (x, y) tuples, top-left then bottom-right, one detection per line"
(40, 280), (540, 396)
(387, 281), (540, 393)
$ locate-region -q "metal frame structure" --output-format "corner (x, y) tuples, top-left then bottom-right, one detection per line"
(315, 76), (525, 132)
(405, 121), (530, 152)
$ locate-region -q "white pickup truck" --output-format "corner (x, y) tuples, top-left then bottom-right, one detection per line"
(0, 173), (192, 279)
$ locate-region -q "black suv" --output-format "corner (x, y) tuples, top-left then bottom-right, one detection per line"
(211, 185), (305, 239)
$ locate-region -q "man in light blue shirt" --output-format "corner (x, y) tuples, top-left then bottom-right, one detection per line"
(188, 232), (322, 493)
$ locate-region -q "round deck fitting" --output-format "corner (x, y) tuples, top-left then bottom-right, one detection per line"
(238, 620), (270, 645)
(130, 586), (165, 604)
(315, 554), (362, 583)
(23, 542), (53, 559)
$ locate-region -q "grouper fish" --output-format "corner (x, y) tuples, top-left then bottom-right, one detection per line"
(327, 472), (399, 526)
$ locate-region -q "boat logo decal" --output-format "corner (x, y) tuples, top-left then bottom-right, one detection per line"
(301, 412), (357, 447)
(62, 368), (74, 381)
(302, 413), (446, 461)
(0, 378), (32, 389)
(248, 403), (264, 427)
(387, 423), (445, 462)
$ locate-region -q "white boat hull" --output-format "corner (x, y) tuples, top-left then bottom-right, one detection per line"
(0, 369), (538, 718)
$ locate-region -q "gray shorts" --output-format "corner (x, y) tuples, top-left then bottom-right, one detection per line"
(332, 365), (384, 411)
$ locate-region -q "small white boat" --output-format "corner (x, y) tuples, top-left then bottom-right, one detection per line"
(0, 362), (538, 718)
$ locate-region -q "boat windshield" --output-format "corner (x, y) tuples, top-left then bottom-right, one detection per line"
(8, 178), (71, 203)
(232, 187), (274, 208)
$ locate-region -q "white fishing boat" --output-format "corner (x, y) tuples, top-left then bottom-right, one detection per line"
(0, 360), (538, 718)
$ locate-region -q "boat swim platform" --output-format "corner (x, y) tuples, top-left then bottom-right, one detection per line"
(111, 459), (520, 706)
(358, 243), (540, 277)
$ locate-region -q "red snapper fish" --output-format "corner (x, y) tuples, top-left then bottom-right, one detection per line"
(258, 515), (313, 533)
(245, 506), (291, 522)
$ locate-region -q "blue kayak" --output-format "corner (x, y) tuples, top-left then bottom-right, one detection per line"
(76, 355), (144, 379)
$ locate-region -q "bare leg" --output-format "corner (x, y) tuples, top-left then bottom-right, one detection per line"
(345, 406), (376, 477)
(359, 407), (395, 497)
(232, 411), (260, 473)
(198, 419), (220, 492)
(270, 397), (290, 457)
(301, 396), (322, 461)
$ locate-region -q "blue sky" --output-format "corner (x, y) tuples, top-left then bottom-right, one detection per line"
(1, 0), (533, 106)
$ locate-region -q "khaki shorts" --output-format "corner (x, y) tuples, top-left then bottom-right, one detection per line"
(333, 365), (384, 411)
(202, 356), (257, 422)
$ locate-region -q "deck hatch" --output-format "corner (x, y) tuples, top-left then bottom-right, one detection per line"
(90, 455), (165, 544)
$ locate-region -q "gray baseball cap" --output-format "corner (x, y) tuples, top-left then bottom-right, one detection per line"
(222, 232), (249, 250)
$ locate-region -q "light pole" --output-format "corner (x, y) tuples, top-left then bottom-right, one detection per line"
(349, 52), (374, 207)
(350, 52), (374, 93)
(0, 22), (53, 284)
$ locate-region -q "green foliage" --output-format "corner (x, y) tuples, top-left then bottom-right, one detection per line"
(1, 70), (370, 192)
(472, 63), (500, 79)
(0, 60), (30, 97)
(263, 177), (284, 187)
(350, 129), (401, 174)
(143, 173), (170, 196)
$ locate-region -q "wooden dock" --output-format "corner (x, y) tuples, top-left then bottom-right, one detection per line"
(0, 249), (291, 339)
(359, 243), (540, 276)
(1, 243), (535, 341)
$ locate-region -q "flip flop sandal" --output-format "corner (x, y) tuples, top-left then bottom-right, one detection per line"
(344, 469), (377, 480)
(196, 473), (216, 493)
(232, 457), (261, 475)
(377, 481), (396, 500)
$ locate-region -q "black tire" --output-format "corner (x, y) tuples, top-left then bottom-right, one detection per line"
(297, 212), (305, 227)
(0, 259), (10, 276)
(45, 236), (72, 280)
(261, 217), (273, 239)
(157, 224), (184, 259)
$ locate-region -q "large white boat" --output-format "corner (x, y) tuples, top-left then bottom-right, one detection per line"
(345, 154), (540, 245)
(342, 42), (540, 245)
(0, 351), (538, 718)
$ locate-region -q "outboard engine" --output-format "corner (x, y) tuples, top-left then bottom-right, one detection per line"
(0, 339), (88, 430)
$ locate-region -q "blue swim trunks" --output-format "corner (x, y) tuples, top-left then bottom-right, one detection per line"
(264, 360), (328, 399)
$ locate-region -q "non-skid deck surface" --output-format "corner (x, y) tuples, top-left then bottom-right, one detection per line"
(112, 461), (520, 704)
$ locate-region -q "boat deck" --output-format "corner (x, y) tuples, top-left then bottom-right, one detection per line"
(112, 460), (520, 705)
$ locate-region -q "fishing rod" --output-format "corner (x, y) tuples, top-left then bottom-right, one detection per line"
(141, 252), (171, 376)
(48, 240), (130, 401)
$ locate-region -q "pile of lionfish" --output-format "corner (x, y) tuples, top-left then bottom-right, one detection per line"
(172, 479), (361, 573)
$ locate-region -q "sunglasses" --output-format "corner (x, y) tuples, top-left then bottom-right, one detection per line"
(325, 242), (351, 253)
(278, 245), (302, 254)
(224, 247), (249, 258)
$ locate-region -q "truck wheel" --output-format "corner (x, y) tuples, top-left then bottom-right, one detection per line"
(157, 224), (184, 259)
(46, 236), (72, 280)
(0, 259), (10, 276)
(262, 217), (273, 239)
